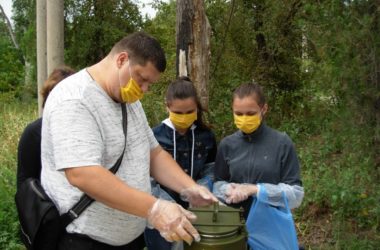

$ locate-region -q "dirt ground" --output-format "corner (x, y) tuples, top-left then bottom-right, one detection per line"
(295, 203), (379, 249)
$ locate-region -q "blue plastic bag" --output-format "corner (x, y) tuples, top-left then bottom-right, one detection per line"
(246, 185), (299, 250)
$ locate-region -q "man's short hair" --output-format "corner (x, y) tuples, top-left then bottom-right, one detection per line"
(111, 32), (166, 72)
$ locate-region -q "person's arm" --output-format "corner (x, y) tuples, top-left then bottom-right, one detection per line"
(221, 133), (304, 208)
(257, 134), (304, 208)
(150, 146), (196, 192)
(65, 165), (200, 244)
(222, 182), (304, 209)
(257, 183), (304, 209)
(47, 100), (199, 244)
(213, 181), (230, 203)
(150, 146), (218, 207)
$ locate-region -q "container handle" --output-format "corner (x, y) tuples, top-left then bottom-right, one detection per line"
(212, 202), (219, 222)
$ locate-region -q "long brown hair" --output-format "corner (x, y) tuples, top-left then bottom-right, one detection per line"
(41, 65), (76, 107)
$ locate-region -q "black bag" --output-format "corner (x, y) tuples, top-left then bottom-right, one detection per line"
(15, 104), (127, 250)
(15, 178), (63, 249)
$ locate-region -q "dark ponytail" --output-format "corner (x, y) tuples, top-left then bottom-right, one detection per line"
(233, 82), (266, 107)
(165, 77), (208, 129)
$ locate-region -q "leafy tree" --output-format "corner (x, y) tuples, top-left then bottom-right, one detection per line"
(141, 0), (177, 126)
(0, 19), (24, 92)
(0, 0), (36, 97)
(12, 0), (36, 86)
(9, 0), (144, 91)
(302, 0), (380, 126)
(65, 0), (143, 68)
(203, 0), (306, 133)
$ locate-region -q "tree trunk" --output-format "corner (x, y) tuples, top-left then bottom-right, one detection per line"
(37, 0), (47, 116)
(176, 0), (211, 110)
(176, 0), (193, 77)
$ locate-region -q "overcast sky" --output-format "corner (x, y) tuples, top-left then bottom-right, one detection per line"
(0, 0), (159, 24)
(0, 0), (12, 21)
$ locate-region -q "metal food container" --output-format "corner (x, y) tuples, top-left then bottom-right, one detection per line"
(185, 203), (247, 250)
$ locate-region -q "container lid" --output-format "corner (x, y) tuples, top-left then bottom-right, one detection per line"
(189, 204), (245, 239)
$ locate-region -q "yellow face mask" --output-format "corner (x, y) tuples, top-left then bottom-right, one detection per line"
(234, 114), (261, 134)
(169, 111), (197, 130)
(119, 63), (144, 103)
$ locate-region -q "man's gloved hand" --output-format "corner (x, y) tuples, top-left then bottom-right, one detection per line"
(180, 184), (218, 207)
(147, 199), (200, 245)
(225, 183), (258, 204)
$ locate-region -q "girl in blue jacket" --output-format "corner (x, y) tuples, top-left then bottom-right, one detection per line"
(145, 77), (217, 250)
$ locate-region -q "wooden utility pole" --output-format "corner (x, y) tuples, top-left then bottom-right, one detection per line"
(176, 0), (211, 110)
(34, 0), (63, 116)
(46, 0), (64, 76)
(37, 0), (47, 116)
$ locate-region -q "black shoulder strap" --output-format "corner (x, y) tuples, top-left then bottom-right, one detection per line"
(61, 104), (127, 227)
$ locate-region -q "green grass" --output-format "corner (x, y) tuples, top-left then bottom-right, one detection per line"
(0, 97), (37, 250)
(1, 93), (379, 249)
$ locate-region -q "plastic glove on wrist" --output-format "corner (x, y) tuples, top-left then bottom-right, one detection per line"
(180, 184), (218, 207)
(225, 183), (257, 204)
(147, 199), (200, 245)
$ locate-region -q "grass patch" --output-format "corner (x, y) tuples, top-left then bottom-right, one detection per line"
(0, 98), (37, 250)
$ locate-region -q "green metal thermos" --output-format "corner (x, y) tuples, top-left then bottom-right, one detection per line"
(185, 203), (247, 250)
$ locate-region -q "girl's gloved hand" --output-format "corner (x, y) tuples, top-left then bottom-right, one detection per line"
(180, 184), (218, 207)
(147, 199), (200, 245)
(225, 183), (258, 204)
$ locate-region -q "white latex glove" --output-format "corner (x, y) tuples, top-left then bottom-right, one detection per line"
(180, 184), (218, 207)
(147, 199), (200, 245)
(225, 183), (258, 204)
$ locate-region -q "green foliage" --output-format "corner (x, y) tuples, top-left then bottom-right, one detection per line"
(65, 0), (143, 68)
(275, 96), (380, 248)
(0, 42), (24, 92)
(12, 0), (36, 81)
(144, 0), (176, 57)
(143, 0), (177, 82)
(0, 20), (24, 93)
(141, 0), (178, 127)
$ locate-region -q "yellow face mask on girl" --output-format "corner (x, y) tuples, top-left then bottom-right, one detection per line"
(234, 114), (261, 134)
(119, 63), (144, 103)
(169, 111), (197, 130)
